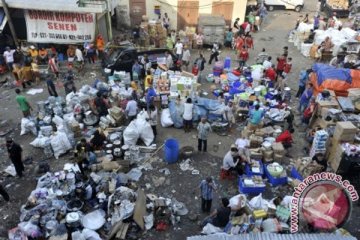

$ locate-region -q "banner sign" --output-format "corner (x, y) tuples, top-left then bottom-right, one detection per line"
(25, 10), (96, 43)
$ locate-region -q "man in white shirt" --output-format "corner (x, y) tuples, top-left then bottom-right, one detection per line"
(222, 145), (240, 172)
(125, 97), (138, 122)
(75, 46), (84, 71)
(174, 39), (183, 60)
(263, 56), (272, 70)
(3, 47), (16, 71)
(148, 105), (158, 139)
(165, 51), (173, 69)
(196, 33), (204, 49)
(181, 45), (191, 71)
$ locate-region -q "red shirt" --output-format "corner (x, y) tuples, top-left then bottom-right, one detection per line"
(236, 37), (244, 51)
(276, 57), (286, 71)
(265, 68), (277, 81)
(276, 130), (293, 144)
(284, 62), (292, 73)
(245, 37), (253, 49)
(239, 50), (249, 61)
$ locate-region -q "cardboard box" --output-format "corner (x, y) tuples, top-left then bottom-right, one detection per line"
(250, 148), (263, 159)
(250, 135), (263, 148)
(272, 142), (285, 155)
(262, 150), (274, 159)
(333, 121), (357, 142)
(328, 139), (344, 172)
(317, 98), (339, 115)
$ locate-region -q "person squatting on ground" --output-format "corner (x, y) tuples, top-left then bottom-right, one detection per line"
(197, 117), (212, 152)
(6, 138), (24, 178)
(201, 197), (231, 228)
(199, 177), (217, 213)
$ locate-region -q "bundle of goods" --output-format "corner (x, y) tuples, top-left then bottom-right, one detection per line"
(309, 130), (329, 157)
(294, 157), (324, 177)
(327, 0), (349, 9)
(239, 176), (266, 194)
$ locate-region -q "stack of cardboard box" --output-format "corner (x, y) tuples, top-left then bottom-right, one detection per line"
(272, 142), (285, 162)
(328, 121), (357, 171)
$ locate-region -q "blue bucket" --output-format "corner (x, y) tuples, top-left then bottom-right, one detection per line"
(164, 139), (179, 164)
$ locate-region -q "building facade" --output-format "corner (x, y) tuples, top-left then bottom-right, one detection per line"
(116, 0), (248, 30)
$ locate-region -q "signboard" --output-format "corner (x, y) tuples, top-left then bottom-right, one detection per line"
(25, 10), (96, 43)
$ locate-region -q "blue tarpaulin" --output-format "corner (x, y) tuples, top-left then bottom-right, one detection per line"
(312, 63), (352, 86)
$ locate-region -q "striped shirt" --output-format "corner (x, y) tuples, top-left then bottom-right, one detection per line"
(200, 180), (216, 200)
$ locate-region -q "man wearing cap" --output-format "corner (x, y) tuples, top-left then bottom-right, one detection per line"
(6, 138), (24, 178)
(28, 45), (38, 62)
(197, 117), (212, 152)
(3, 46), (16, 72)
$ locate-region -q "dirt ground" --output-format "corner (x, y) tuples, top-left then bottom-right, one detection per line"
(0, 0), (359, 239)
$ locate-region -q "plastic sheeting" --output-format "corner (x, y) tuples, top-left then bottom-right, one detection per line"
(311, 63), (360, 95)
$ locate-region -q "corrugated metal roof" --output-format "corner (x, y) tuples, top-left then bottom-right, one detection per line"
(187, 233), (357, 240)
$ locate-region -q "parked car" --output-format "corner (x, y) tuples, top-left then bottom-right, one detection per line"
(264, 0), (304, 12)
(102, 46), (177, 74)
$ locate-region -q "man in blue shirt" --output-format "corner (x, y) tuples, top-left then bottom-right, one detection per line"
(249, 104), (264, 128)
(199, 177), (217, 213)
(145, 87), (157, 111)
(296, 69), (311, 98)
(132, 59), (142, 81)
(225, 28), (233, 48)
(298, 83), (314, 113)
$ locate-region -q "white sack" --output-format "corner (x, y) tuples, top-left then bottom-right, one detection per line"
(161, 108), (174, 127)
(123, 121), (140, 146)
(20, 118), (37, 136)
(137, 117), (154, 146)
(300, 43), (312, 57)
(229, 194), (247, 210)
(201, 223), (222, 235)
(30, 135), (50, 148)
(249, 193), (269, 211)
(50, 131), (72, 159)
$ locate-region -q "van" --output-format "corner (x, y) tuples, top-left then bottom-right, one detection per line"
(264, 0), (304, 12)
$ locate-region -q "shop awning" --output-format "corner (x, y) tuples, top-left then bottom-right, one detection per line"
(0, 8), (7, 33)
(0, 0), (107, 13)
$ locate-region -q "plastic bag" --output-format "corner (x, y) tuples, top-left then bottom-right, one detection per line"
(123, 121), (140, 146)
(20, 118), (37, 136)
(18, 221), (42, 238)
(168, 101), (184, 128)
(201, 223), (222, 235)
(229, 194), (247, 210)
(50, 132), (72, 159)
(30, 136), (50, 148)
(249, 193), (269, 210)
(137, 117), (154, 146)
(161, 108), (174, 127)
(82, 229), (101, 240)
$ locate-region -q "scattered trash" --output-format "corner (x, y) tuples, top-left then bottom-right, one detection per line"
(26, 88), (44, 95)
(4, 165), (16, 177)
(159, 168), (170, 175)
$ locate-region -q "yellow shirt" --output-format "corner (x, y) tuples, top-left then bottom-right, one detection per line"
(144, 75), (152, 89)
(29, 49), (38, 58)
(130, 81), (138, 91)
